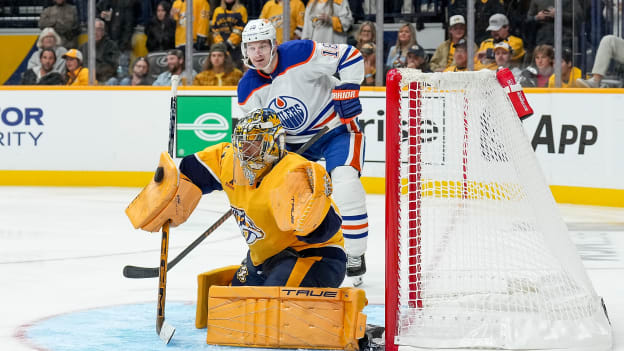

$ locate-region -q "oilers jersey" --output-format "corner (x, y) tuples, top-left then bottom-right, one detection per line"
(237, 40), (364, 144)
(179, 142), (344, 266)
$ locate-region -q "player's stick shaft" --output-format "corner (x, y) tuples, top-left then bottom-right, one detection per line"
(123, 125), (330, 279)
(155, 74), (180, 344)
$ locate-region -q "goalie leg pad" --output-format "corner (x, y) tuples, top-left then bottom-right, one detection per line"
(195, 265), (240, 328)
(125, 152), (202, 232)
(331, 166), (368, 256)
(205, 286), (368, 350)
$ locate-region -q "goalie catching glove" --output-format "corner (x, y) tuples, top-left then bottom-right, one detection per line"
(126, 152), (202, 232)
(332, 83), (362, 124)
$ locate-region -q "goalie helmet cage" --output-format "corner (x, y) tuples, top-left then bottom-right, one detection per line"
(384, 69), (612, 351)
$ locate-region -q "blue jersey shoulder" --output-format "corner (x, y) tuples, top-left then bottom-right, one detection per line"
(237, 68), (271, 104)
(273, 40), (316, 75)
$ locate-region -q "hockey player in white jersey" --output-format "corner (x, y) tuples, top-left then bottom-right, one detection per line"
(237, 19), (368, 286)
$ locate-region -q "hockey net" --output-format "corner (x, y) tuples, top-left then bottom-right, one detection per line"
(384, 69), (612, 351)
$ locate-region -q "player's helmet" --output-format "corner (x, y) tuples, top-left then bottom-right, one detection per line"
(241, 19), (277, 70)
(233, 108), (285, 186)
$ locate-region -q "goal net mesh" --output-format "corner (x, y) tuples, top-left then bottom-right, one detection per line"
(385, 69), (612, 350)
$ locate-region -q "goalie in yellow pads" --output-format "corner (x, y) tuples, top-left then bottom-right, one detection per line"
(181, 108), (346, 287)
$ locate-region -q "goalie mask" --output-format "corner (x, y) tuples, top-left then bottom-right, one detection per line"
(241, 19), (277, 71)
(233, 108), (285, 186)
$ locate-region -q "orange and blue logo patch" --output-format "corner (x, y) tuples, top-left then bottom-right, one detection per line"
(267, 95), (308, 131)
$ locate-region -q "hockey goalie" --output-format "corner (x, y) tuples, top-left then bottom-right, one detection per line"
(126, 108), (367, 349)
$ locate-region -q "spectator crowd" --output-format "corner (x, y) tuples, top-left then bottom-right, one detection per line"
(18, 0), (624, 88)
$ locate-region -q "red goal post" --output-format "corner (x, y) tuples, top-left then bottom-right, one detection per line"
(384, 68), (612, 351)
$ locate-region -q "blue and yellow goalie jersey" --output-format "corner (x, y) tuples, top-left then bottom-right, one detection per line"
(179, 142), (344, 266)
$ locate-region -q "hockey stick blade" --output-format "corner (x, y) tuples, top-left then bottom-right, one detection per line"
(158, 320), (176, 344)
(123, 264), (159, 279)
(122, 125), (330, 279)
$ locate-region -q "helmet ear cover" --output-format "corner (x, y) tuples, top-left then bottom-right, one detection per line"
(233, 108), (285, 186)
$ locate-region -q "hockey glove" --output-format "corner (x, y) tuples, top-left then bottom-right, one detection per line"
(332, 83), (362, 124)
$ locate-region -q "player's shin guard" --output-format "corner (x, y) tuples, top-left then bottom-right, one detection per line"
(330, 166), (368, 257)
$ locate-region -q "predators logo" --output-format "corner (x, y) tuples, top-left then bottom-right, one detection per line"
(232, 206), (265, 244)
(236, 264), (248, 283)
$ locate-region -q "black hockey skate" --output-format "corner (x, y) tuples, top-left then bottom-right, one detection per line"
(346, 254), (366, 287)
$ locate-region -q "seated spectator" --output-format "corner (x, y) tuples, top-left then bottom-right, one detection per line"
(361, 42), (376, 86)
(63, 49), (90, 85)
(406, 44), (431, 72)
(475, 14), (525, 70)
(171, 0), (211, 51)
(96, 0), (140, 72)
(349, 0), (364, 23)
(193, 43), (243, 86)
(21, 48), (65, 85)
(492, 42), (522, 79)
(302, 0), (353, 44)
(211, 0), (248, 67)
(38, 0), (80, 49)
(577, 35), (624, 88)
(109, 56), (153, 85)
(430, 15), (477, 72)
(548, 49), (582, 88)
(260, 0), (306, 44)
(146, 1), (176, 53)
(449, 0), (504, 44)
(153, 49), (196, 86)
(352, 21), (375, 50)
(444, 39), (469, 72)
(79, 19), (120, 84)
(518, 44), (554, 87)
(386, 23), (418, 70)
(526, 0), (582, 51)
(28, 27), (67, 73)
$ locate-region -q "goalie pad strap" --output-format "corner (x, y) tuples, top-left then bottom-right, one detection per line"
(284, 256), (322, 287)
(205, 286), (367, 350)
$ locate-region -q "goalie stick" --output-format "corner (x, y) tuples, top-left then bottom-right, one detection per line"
(122, 124), (330, 279)
(155, 74), (180, 345)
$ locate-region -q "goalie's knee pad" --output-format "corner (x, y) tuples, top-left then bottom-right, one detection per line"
(331, 166), (368, 256)
(204, 286), (367, 350)
(126, 152), (202, 232)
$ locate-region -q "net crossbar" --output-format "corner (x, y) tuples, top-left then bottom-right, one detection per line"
(384, 69), (612, 351)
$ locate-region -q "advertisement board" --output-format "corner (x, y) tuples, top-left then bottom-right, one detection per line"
(1, 87), (623, 206)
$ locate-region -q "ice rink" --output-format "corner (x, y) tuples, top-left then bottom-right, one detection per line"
(1, 186), (622, 350)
